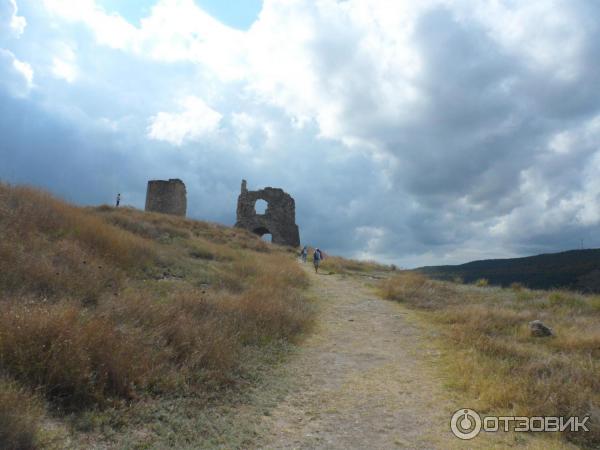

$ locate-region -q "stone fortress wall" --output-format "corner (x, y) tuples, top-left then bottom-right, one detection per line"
(235, 180), (300, 247)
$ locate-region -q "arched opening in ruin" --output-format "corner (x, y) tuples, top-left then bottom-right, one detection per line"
(254, 199), (268, 215)
(253, 226), (272, 242)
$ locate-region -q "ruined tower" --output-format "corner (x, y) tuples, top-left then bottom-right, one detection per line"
(145, 179), (187, 217)
(235, 180), (300, 247)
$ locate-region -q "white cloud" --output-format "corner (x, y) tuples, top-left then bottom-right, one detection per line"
(138, 0), (246, 79)
(231, 112), (279, 153)
(52, 57), (78, 83)
(0, 1), (32, 97)
(37, 0), (433, 143)
(43, 0), (246, 79)
(0, 0), (26, 38)
(147, 96), (222, 146)
(35, 0), (595, 147)
(51, 45), (78, 82)
(43, 0), (137, 49)
(12, 53), (32, 82)
(0, 48), (33, 96)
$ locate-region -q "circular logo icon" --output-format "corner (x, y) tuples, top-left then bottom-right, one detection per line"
(450, 408), (482, 440)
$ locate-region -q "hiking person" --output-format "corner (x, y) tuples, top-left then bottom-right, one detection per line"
(300, 245), (308, 263)
(313, 247), (322, 273)
(116, 193), (121, 207)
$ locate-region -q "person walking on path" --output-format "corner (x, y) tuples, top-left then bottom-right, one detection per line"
(313, 247), (322, 273)
(300, 245), (308, 263)
(116, 193), (121, 207)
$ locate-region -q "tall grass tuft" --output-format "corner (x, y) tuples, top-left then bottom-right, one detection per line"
(0, 302), (152, 408)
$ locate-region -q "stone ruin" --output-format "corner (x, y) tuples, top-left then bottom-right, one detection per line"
(145, 179), (187, 217)
(235, 180), (300, 247)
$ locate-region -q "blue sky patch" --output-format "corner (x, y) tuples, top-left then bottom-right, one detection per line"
(97, 0), (262, 29)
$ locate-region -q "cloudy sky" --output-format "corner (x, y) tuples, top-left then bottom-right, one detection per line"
(2, 0), (600, 267)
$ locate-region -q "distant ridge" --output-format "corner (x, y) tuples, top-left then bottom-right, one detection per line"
(417, 249), (600, 292)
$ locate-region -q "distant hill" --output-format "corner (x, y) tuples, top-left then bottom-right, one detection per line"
(417, 249), (600, 292)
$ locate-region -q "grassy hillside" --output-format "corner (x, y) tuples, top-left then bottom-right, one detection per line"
(0, 183), (313, 449)
(380, 272), (600, 448)
(419, 249), (600, 292)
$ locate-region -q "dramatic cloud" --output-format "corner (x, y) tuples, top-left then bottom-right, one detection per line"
(2, 0), (600, 266)
(148, 96), (223, 146)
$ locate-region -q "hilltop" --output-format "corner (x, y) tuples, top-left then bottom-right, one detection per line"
(0, 183), (313, 449)
(418, 249), (600, 292)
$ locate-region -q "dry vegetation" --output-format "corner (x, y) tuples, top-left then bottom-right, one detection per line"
(380, 271), (600, 447)
(0, 183), (312, 449)
(307, 250), (390, 275)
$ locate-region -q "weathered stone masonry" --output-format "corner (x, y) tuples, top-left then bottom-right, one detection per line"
(235, 180), (300, 247)
(145, 179), (187, 217)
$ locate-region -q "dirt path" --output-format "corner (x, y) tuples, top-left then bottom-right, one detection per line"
(255, 267), (573, 450)
(257, 268), (459, 449)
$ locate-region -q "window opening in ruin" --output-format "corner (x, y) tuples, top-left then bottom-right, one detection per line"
(254, 199), (268, 215)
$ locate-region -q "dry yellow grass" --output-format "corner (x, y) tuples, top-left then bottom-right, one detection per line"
(0, 186), (156, 303)
(0, 183), (312, 448)
(380, 271), (600, 447)
(307, 250), (390, 275)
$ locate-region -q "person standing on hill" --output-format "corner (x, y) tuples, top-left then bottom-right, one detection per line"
(313, 247), (322, 273)
(116, 193), (121, 207)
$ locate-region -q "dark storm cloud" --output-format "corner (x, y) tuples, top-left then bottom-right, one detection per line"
(294, 2), (600, 263)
